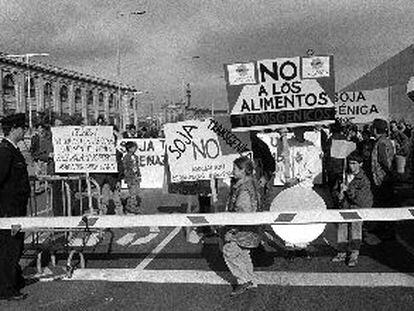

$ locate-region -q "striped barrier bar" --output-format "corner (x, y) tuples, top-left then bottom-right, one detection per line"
(1, 207), (414, 231)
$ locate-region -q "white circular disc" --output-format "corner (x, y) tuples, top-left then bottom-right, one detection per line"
(270, 185), (327, 246)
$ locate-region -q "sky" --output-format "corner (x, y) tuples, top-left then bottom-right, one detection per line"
(0, 0), (413, 114)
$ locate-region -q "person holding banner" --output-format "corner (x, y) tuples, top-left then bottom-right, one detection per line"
(0, 113), (30, 300)
(123, 141), (143, 214)
(331, 151), (373, 267)
(223, 156), (261, 297)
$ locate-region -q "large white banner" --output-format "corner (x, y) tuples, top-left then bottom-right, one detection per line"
(52, 126), (116, 173)
(335, 88), (389, 123)
(164, 119), (250, 182)
(119, 138), (166, 189)
(225, 56), (336, 131)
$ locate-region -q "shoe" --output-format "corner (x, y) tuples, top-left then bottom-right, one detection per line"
(347, 251), (359, 267)
(331, 252), (347, 262)
(347, 257), (358, 267)
(230, 281), (256, 297)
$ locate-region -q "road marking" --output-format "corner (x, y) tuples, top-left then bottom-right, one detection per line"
(150, 226), (160, 233)
(24, 232), (54, 244)
(116, 233), (137, 246)
(134, 226), (181, 270)
(68, 232), (100, 247)
(65, 269), (414, 287)
(130, 233), (159, 245)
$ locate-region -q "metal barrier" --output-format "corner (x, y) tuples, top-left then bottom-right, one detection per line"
(25, 174), (108, 276)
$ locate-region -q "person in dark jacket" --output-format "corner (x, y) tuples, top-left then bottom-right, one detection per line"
(331, 151), (373, 267)
(0, 113), (30, 300)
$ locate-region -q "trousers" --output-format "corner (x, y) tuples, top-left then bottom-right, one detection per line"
(0, 230), (25, 298)
(223, 241), (256, 285)
(125, 182), (143, 214)
(337, 222), (362, 251)
(101, 183), (123, 215)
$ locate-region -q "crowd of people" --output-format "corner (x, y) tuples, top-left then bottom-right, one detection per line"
(3, 111), (414, 299)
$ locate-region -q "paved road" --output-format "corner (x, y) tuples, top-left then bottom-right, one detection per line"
(3, 188), (414, 310)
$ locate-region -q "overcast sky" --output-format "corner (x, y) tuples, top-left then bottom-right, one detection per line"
(0, 0), (413, 113)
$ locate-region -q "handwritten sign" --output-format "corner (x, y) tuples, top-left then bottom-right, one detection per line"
(52, 126), (116, 173)
(119, 138), (166, 189)
(164, 119), (250, 183)
(335, 88), (389, 123)
(225, 56), (336, 131)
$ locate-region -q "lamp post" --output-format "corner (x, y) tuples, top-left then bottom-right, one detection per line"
(116, 10), (146, 130)
(6, 53), (49, 128)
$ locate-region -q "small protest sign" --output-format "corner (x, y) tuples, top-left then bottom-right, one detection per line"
(118, 138), (166, 189)
(224, 56), (335, 131)
(52, 126), (116, 173)
(330, 139), (356, 159)
(164, 119), (251, 183)
(335, 88), (389, 123)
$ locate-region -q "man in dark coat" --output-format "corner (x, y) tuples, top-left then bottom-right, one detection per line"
(0, 113), (30, 300)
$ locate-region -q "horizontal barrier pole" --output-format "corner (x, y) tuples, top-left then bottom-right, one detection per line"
(1, 207), (414, 231)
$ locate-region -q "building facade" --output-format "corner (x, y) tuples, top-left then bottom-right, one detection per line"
(0, 53), (139, 129)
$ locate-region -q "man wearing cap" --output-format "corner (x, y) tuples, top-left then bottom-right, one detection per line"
(0, 113), (30, 300)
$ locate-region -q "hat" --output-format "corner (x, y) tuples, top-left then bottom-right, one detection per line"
(0, 113), (27, 129)
(372, 118), (388, 131)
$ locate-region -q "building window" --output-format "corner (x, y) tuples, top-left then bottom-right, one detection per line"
(74, 87), (82, 114)
(87, 90), (94, 124)
(2, 73), (16, 114)
(98, 92), (105, 116)
(60, 84), (69, 114)
(44, 82), (53, 113)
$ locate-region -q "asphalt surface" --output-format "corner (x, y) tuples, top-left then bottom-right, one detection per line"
(2, 187), (414, 310)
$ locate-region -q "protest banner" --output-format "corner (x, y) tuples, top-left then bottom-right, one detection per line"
(335, 88), (389, 123)
(224, 55), (336, 131)
(52, 126), (116, 173)
(164, 119), (251, 183)
(257, 131), (322, 186)
(118, 138), (166, 189)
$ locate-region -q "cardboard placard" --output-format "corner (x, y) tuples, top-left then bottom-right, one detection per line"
(335, 88), (389, 123)
(164, 119), (251, 183)
(224, 56), (336, 131)
(52, 126), (116, 173)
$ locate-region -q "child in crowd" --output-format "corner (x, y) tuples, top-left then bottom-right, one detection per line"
(122, 141), (143, 214)
(332, 151), (373, 267)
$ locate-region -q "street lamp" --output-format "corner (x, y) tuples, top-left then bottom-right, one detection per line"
(116, 10), (146, 130)
(6, 53), (50, 128)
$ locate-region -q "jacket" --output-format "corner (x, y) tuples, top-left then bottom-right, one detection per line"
(371, 135), (394, 187)
(334, 169), (373, 209)
(123, 153), (141, 185)
(0, 139), (30, 217)
(226, 176), (261, 248)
